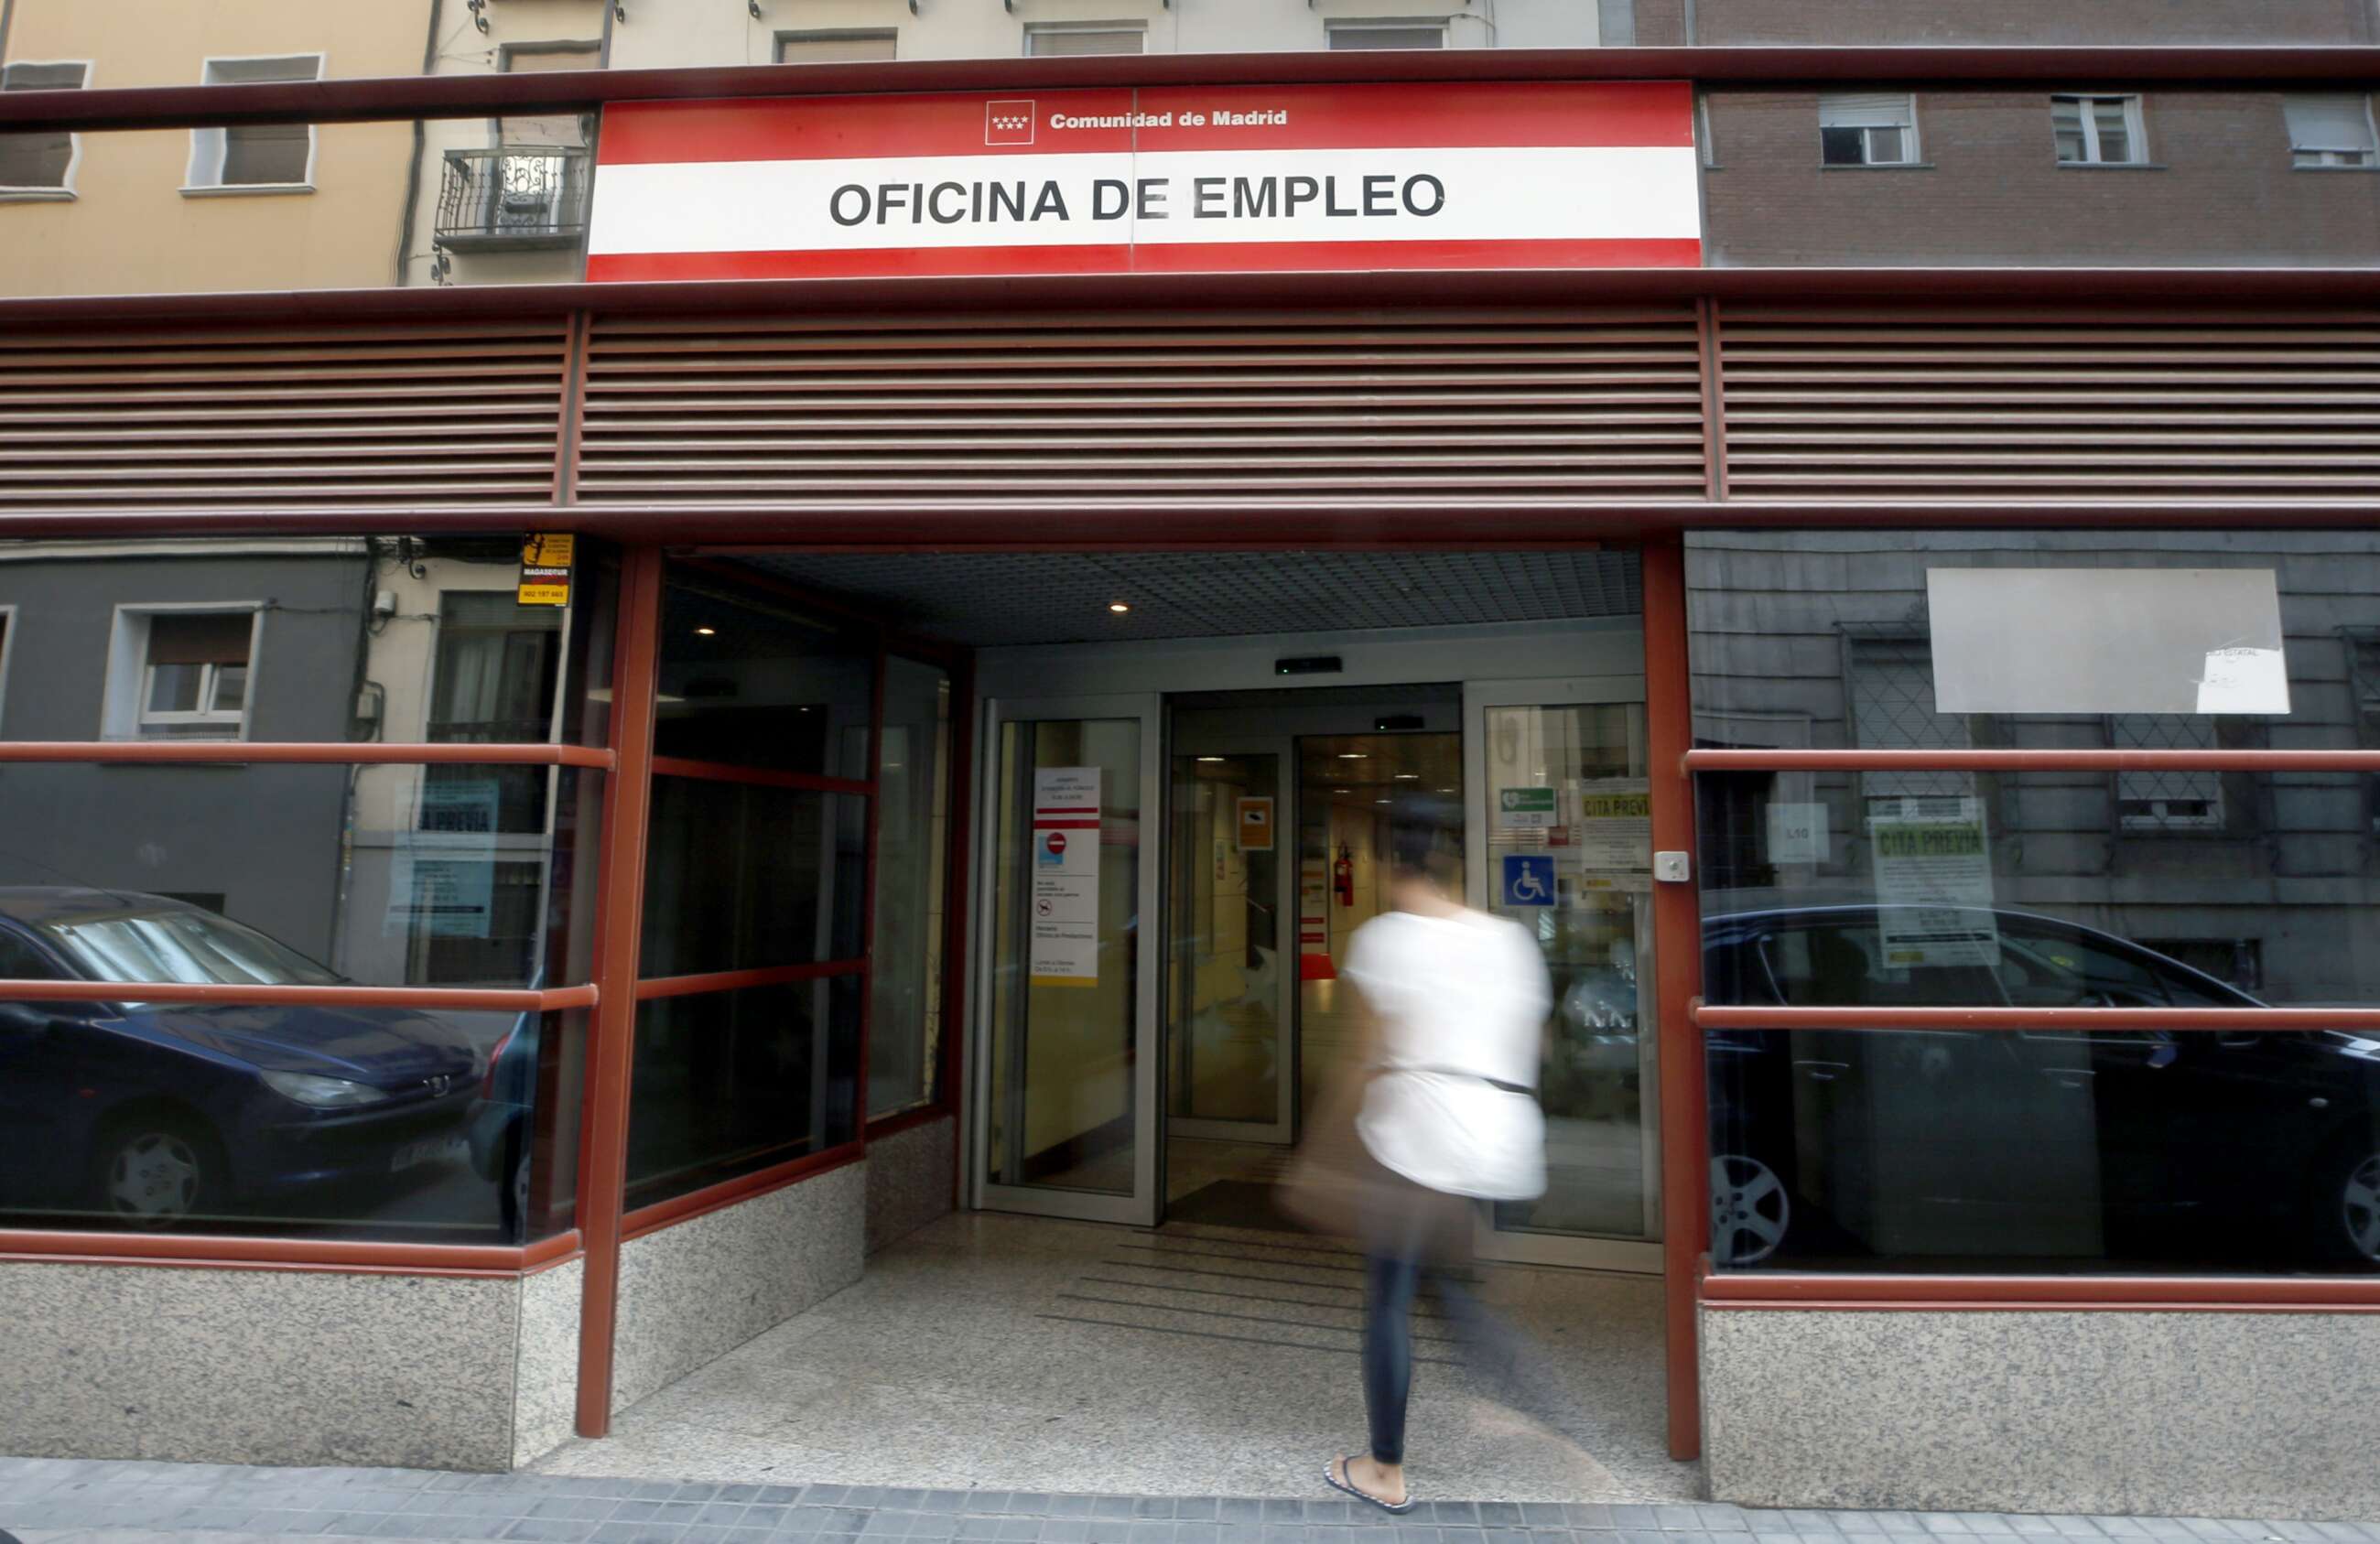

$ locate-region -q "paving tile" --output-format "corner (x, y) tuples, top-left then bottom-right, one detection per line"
(1044, 1522), (1090, 1543)
(1049, 1501), (1098, 1521)
(507, 1519), (599, 1542)
(1136, 1501), (1181, 1520)
(1175, 1504), (1219, 1524)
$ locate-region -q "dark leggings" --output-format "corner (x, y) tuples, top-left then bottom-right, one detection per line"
(1358, 1176), (1563, 1467)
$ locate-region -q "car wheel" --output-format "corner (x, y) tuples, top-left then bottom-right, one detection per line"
(1710, 1153), (1791, 1267)
(2320, 1149), (2380, 1265)
(506, 1146), (533, 1242)
(95, 1117), (222, 1225)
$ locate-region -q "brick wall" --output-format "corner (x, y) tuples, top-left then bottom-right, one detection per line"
(1702, 90), (2380, 265)
(1683, 0), (2373, 44)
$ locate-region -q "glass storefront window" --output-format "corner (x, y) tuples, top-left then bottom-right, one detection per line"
(625, 976), (862, 1211)
(1688, 530), (2380, 1275)
(0, 534), (608, 1243)
(868, 657), (952, 1119)
(654, 574), (872, 780)
(640, 779), (864, 979)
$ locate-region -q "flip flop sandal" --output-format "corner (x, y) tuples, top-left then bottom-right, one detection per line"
(1325, 1454), (1415, 1515)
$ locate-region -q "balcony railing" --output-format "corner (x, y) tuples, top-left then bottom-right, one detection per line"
(435, 146), (590, 254)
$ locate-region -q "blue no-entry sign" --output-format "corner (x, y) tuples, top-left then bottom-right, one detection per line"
(1501, 854), (1556, 907)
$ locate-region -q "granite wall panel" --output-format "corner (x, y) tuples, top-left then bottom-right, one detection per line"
(1703, 1306), (2380, 1519)
(0, 1260), (528, 1471)
(611, 1161), (866, 1414)
(867, 1118), (956, 1256)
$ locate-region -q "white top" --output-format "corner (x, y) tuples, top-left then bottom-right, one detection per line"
(1341, 908), (1552, 1202)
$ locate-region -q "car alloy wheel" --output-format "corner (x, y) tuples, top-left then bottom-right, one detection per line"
(2341, 1154), (2380, 1263)
(1710, 1153), (1791, 1267)
(106, 1131), (205, 1220)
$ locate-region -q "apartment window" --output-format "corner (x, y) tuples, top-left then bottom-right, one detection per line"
(1845, 632), (1972, 804)
(2286, 94), (2379, 168)
(188, 56), (323, 191)
(1325, 20), (1446, 49)
(2112, 714), (2223, 830)
(778, 29), (898, 62)
(0, 61), (88, 195)
(2053, 93), (2146, 165)
(107, 610), (258, 742)
(1819, 92), (1919, 167)
(1024, 24), (1144, 56)
(499, 43), (600, 147)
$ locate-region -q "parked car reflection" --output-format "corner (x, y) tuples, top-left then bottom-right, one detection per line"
(0, 888), (481, 1227)
(1703, 904), (2380, 1272)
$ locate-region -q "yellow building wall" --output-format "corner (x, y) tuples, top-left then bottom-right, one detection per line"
(0, 0), (433, 296)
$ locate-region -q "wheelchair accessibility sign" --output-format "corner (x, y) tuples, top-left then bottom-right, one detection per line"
(1501, 854), (1556, 907)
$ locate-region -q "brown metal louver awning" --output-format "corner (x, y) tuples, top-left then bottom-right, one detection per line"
(0, 320), (572, 511)
(572, 308), (1711, 510)
(1715, 306), (2380, 502)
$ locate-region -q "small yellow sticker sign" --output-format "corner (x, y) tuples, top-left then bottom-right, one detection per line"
(517, 533), (575, 607)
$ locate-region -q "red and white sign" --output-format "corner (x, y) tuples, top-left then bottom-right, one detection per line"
(587, 81), (1699, 281)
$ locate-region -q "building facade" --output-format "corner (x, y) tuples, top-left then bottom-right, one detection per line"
(3, 2), (2380, 1522)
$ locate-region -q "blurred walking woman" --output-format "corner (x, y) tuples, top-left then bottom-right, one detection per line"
(1320, 839), (1552, 1514)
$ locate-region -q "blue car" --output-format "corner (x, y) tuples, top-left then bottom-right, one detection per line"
(0, 888), (482, 1227)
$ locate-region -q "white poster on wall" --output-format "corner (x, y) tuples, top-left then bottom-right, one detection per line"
(1030, 766), (1102, 987)
(1867, 795), (1998, 968)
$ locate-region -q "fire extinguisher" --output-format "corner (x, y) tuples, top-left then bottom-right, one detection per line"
(1333, 844), (1355, 908)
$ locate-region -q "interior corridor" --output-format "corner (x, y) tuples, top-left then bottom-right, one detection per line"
(534, 1205), (1693, 1502)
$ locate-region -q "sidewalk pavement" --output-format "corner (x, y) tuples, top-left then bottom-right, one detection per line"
(4, 1459), (2375, 1544)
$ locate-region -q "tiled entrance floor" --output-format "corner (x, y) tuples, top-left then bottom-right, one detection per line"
(529, 1212), (1693, 1504)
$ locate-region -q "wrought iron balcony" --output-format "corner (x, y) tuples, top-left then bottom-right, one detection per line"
(434, 146), (590, 254)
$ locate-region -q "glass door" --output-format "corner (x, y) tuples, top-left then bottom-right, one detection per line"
(1166, 745), (1294, 1144)
(973, 693), (1163, 1226)
(1466, 676), (1662, 1271)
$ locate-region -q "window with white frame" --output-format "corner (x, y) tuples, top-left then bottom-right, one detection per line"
(2053, 93), (2147, 165)
(1819, 93), (1919, 167)
(188, 55), (323, 191)
(1023, 23), (1144, 55)
(1325, 20), (1446, 49)
(778, 29), (898, 62)
(2285, 94), (2379, 168)
(0, 61), (89, 194)
(104, 609), (259, 741)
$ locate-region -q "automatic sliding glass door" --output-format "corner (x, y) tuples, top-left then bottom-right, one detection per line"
(973, 693), (1163, 1226)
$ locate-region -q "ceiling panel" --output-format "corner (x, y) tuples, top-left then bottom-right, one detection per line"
(731, 549), (1640, 647)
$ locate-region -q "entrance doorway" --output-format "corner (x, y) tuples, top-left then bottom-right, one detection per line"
(969, 628), (1661, 1272)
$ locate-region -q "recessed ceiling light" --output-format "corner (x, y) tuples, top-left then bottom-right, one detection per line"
(1108, 601), (1130, 613)
(1196, 756), (1225, 763)
(694, 626), (717, 636)
(1437, 786), (1455, 794)
(1393, 773), (1420, 781)
(1333, 788), (1352, 795)
(1375, 798), (1391, 805)
(1336, 752), (1368, 761)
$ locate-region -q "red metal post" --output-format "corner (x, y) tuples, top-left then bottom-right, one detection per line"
(1641, 536), (1707, 1463)
(574, 545), (664, 1440)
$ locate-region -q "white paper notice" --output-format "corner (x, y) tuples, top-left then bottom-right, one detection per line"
(2196, 647), (2290, 715)
(1766, 801), (1832, 866)
(1867, 796), (1998, 968)
(1030, 767), (1102, 988)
